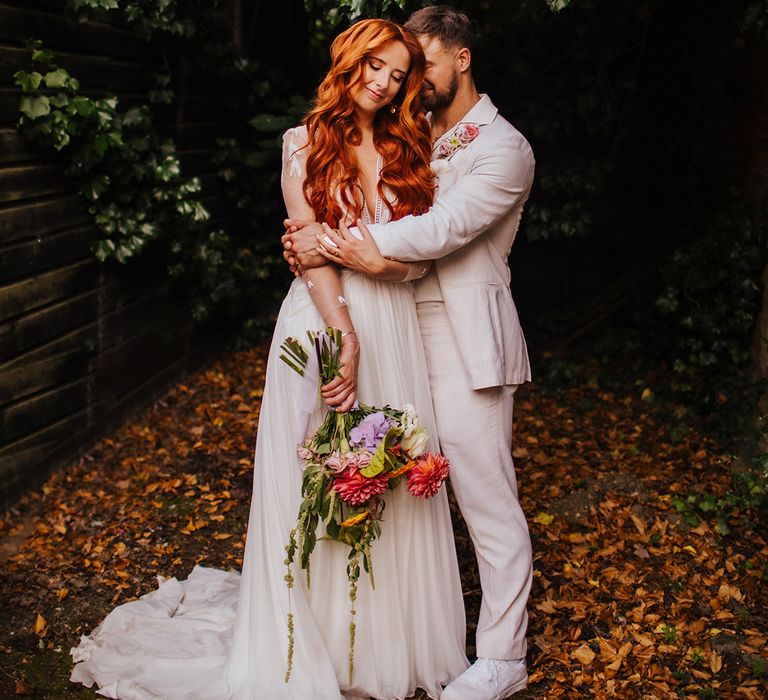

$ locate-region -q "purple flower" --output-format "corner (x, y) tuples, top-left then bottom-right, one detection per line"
(349, 412), (391, 452)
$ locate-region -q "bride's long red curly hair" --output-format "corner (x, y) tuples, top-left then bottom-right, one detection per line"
(302, 19), (434, 225)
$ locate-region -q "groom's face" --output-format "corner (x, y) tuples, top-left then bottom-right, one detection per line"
(418, 36), (459, 112)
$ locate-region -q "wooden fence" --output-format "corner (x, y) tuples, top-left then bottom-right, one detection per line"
(0, 0), (237, 507)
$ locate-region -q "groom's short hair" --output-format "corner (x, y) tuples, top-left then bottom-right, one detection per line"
(405, 5), (474, 51)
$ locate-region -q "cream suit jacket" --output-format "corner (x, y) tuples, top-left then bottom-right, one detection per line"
(366, 94), (534, 390)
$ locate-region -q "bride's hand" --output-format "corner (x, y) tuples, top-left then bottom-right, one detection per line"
(316, 220), (387, 277)
(320, 334), (359, 412)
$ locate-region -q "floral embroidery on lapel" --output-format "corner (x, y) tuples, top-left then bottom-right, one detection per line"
(434, 123), (482, 161)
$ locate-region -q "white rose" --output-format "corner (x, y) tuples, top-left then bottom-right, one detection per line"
(401, 425), (429, 458)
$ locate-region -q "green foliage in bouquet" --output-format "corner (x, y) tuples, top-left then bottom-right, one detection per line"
(280, 327), (345, 384)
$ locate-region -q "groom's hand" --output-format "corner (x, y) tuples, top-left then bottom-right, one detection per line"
(315, 219), (387, 278)
(282, 219), (327, 276)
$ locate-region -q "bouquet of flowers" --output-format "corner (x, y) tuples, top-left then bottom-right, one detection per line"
(279, 328), (450, 683)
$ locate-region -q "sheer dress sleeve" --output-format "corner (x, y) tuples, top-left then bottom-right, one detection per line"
(281, 127), (355, 334)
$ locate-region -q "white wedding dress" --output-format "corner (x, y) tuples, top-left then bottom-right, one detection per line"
(70, 126), (468, 699)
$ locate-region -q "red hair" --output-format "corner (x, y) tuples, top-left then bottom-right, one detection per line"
(302, 19), (434, 225)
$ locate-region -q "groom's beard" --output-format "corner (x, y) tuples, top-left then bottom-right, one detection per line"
(421, 70), (458, 112)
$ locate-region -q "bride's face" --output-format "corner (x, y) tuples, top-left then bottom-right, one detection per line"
(350, 39), (411, 116)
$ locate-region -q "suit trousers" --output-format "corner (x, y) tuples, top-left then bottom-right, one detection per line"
(416, 300), (532, 660)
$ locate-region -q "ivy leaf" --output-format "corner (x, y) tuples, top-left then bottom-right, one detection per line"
(70, 96), (96, 117)
(32, 47), (55, 65)
(74, 0), (119, 8)
(19, 95), (51, 119)
(192, 202), (210, 222)
(155, 156), (180, 181)
(148, 89), (174, 104)
(122, 107), (150, 128)
(249, 114), (295, 132)
(50, 93), (70, 108)
(43, 69), (70, 89)
(92, 239), (116, 261)
(244, 151), (273, 168)
(106, 131), (123, 147)
(83, 174), (110, 200)
(14, 71), (43, 92)
(547, 0), (573, 12)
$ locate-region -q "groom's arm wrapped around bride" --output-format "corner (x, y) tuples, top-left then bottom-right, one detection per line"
(284, 96), (534, 268)
(362, 113), (534, 263)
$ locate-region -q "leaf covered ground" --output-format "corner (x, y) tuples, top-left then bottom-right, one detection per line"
(0, 343), (766, 698)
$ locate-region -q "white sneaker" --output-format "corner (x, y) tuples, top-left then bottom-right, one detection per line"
(441, 658), (527, 700)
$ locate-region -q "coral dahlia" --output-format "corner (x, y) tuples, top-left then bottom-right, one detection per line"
(407, 453), (450, 499)
(334, 467), (389, 506)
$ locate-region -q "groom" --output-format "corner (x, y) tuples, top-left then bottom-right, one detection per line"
(283, 6), (534, 698)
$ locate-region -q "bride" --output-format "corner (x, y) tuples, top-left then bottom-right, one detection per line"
(70, 19), (468, 700)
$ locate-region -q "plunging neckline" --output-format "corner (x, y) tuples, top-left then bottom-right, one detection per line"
(359, 152), (383, 225)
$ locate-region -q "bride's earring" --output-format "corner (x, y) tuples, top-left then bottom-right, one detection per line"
(390, 103), (397, 114)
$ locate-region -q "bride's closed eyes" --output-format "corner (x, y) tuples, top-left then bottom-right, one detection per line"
(367, 57), (405, 83)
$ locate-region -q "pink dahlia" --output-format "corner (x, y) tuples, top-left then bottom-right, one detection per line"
(334, 467), (388, 507)
(407, 453), (450, 499)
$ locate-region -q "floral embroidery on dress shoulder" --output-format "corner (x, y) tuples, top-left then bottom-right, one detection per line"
(284, 128), (306, 179)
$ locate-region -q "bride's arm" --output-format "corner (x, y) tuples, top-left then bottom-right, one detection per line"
(316, 221), (432, 283)
(281, 128), (359, 412)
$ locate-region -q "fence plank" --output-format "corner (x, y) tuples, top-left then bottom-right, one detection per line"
(1, 318), (95, 370)
(1, 275), (191, 366)
(1, 1), (67, 12)
(0, 408), (88, 499)
(0, 163), (67, 203)
(0, 128), (32, 164)
(1, 376), (87, 442)
(0, 258), (97, 319)
(0, 224), (93, 284)
(0, 196), (88, 244)
(0, 288), (97, 361)
(0, 345), (88, 399)
(0, 6), (147, 61)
